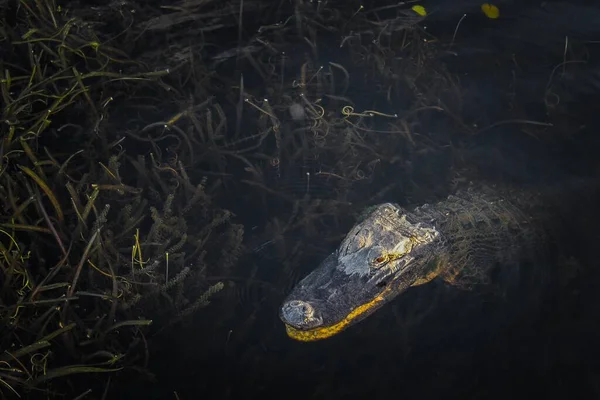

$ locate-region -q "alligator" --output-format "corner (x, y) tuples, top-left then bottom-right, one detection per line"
(279, 181), (594, 342)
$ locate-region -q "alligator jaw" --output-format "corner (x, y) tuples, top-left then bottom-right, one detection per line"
(279, 203), (442, 341)
(282, 284), (396, 342)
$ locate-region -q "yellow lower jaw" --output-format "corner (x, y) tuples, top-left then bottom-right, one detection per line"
(283, 285), (398, 342)
(284, 323), (343, 342)
(283, 269), (444, 342)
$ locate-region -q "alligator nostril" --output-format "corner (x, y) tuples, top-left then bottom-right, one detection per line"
(280, 300), (321, 329)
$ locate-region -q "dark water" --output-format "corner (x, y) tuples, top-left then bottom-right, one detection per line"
(5, 0), (600, 398)
(115, 2), (600, 400)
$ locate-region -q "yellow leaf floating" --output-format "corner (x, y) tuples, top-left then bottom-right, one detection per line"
(481, 3), (500, 19)
(411, 5), (427, 17)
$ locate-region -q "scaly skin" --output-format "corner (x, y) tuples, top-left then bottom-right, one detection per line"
(279, 184), (552, 341)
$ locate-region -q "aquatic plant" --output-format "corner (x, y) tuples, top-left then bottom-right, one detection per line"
(0, 1), (238, 397)
(2, 0), (578, 397)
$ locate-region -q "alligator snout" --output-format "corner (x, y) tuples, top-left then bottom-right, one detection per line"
(280, 300), (323, 330)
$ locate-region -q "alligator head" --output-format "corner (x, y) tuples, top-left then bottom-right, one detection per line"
(279, 203), (443, 341)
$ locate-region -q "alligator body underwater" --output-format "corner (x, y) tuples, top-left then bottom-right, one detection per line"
(279, 181), (594, 342)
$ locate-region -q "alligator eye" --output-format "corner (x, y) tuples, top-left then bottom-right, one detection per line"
(372, 255), (388, 266)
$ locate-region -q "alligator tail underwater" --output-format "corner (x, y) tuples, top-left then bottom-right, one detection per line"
(279, 180), (598, 342)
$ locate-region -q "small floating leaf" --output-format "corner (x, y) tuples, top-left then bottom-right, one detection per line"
(411, 5), (427, 17)
(481, 3), (500, 19)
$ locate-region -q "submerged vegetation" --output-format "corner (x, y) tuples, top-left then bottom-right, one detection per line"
(0, 0), (595, 398)
(0, 1), (236, 397)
